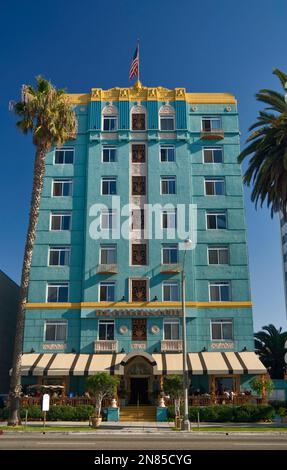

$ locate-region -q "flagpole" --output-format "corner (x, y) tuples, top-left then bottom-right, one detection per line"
(137, 39), (140, 82)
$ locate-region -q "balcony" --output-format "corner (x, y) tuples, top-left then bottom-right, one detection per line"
(200, 128), (224, 140)
(94, 340), (118, 352)
(97, 264), (118, 274)
(161, 340), (183, 352)
(160, 263), (181, 273)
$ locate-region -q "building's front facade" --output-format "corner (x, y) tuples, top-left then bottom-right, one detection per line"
(21, 82), (265, 403)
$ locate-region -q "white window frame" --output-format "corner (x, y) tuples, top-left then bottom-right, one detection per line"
(203, 147), (223, 164)
(209, 282), (231, 302)
(102, 146), (117, 163)
(102, 115), (118, 131)
(162, 210), (177, 229)
(52, 179), (73, 197)
(50, 212), (72, 231)
(160, 176), (176, 195)
(162, 244), (179, 264)
(160, 115), (175, 131)
(98, 319), (115, 340)
(48, 246), (71, 267)
(44, 321), (68, 342)
(207, 246), (229, 265)
(54, 147), (74, 164)
(46, 283), (69, 303)
(163, 319), (180, 340)
(201, 116), (222, 131)
(210, 319), (233, 341)
(99, 244), (117, 264)
(162, 281), (180, 302)
(160, 145), (175, 162)
(99, 282), (116, 302)
(100, 210), (117, 230)
(101, 177), (117, 195)
(204, 178), (225, 196)
(206, 211), (227, 230)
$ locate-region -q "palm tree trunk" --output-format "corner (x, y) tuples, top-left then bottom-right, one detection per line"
(8, 147), (47, 426)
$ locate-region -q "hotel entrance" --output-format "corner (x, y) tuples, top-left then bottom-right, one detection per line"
(129, 377), (149, 404)
(124, 355), (154, 405)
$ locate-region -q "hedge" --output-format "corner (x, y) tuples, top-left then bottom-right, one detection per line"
(0, 405), (95, 422)
(167, 404), (275, 422)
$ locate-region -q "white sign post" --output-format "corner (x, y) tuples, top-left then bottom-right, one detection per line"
(42, 393), (50, 430)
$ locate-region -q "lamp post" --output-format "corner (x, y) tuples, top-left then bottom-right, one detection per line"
(181, 238), (192, 431)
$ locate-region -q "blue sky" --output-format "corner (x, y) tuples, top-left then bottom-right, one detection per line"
(0, 0), (286, 330)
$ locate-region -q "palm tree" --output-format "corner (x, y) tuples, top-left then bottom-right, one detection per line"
(254, 324), (287, 379)
(8, 77), (77, 425)
(238, 68), (287, 217)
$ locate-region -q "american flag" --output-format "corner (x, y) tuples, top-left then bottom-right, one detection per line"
(129, 45), (139, 80)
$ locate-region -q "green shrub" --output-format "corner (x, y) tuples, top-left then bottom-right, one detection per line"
(0, 405), (96, 422)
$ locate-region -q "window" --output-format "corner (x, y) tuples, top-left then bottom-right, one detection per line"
(103, 115), (117, 131)
(132, 176), (146, 195)
(45, 321), (67, 342)
(131, 209), (145, 230)
(100, 245), (117, 264)
(160, 145), (175, 162)
(131, 279), (148, 302)
(202, 117), (221, 131)
(54, 147), (74, 164)
(99, 320), (114, 340)
(50, 212), (71, 231)
(211, 319), (233, 340)
(162, 244), (178, 264)
(132, 113), (146, 130)
(52, 179), (73, 197)
(102, 146), (116, 163)
(208, 246), (229, 265)
(100, 210), (116, 229)
(132, 144), (146, 163)
(162, 210), (177, 229)
(101, 177), (117, 195)
(100, 282), (115, 301)
(163, 281), (179, 301)
(205, 178), (225, 196)
(132, 244), (147, 265)
(206, 211), (227, 229)
(203, 147), (223, 163)
(47, 283), (69, 302)
(160, 115), (175, 131)
(164, 320), (180, 340)
(49, 246), (70, 266)
(161, 176), (176, 195)
(209, 282), (230, 301)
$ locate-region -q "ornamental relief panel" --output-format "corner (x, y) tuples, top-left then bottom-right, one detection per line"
(132, 243), (147, 265)
(131, 280), (147, 302)
(132, 318), (147, 340)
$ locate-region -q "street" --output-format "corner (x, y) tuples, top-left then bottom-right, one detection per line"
(0, 432), (287, 450)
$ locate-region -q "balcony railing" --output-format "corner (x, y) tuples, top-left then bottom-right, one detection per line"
(160, 263), (181, 273)
(94, 340), (118, 352)
(97, 264), (118, 274)
(200, 128), (224, 140)
(161, 340), (183, 352)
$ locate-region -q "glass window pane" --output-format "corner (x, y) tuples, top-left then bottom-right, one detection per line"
(99, 323), (106, 340)
(217, 214), (226, 229)
(47, 286), (58, 302)
(212, 323), (221, 340)
(204, 149), (213, 163)
(210, 285), (219, 301)
(219, 249), (229, 264)
(45, 324), (56, 341)
(213, 149), (222, 163)
(222, 323), (233, 339)
(107, 285), (115, 301)
(207, 214), (216, 229)
(106, 323), (114, 340)
(51, 216), (60, 230)
(56, 324), (67, 341)
(100, 285), (107, 301)
(220, 285), (230, 301)
(58, 286), (68, 302)
(171, 322), (180, 339)
(62, 216), (71, 230)
(208, 249), (218, 264)
(65, 150), (74, 164)
(215, 181), (224, 195)
(205, 181), (214, 195)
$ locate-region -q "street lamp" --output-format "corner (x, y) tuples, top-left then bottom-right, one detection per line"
(181, 238), (192, 431)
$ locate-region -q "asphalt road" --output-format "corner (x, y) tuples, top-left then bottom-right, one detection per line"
(0, 432), (287, 450)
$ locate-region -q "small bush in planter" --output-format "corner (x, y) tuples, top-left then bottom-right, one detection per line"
(86, 373), (120, 426)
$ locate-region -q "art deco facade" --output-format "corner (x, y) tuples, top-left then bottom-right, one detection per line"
(21, 82), (265, 403)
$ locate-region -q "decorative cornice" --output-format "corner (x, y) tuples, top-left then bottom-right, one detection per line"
(66, 83), (236, 105)
(25, 301), (252, 310)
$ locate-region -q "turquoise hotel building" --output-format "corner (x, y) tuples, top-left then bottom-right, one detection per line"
(21, 81), (266, 404)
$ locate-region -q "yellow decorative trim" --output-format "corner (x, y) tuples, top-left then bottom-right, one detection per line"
(66, 85), (236, 105)
(25, 301), (252, 310)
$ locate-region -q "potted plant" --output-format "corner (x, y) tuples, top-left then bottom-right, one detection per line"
(250, 376), (274, 402)
(86, 373), (120, 428)
(163, 375), (184, 428)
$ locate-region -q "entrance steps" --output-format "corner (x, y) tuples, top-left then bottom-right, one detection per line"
(119, 405), (157, 422)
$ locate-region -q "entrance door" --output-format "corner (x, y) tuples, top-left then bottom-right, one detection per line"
(129, 378), (149, 404)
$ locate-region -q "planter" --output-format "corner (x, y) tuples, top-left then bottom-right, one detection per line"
(91, 415), (102, 428)
(175, 416), (182, 429)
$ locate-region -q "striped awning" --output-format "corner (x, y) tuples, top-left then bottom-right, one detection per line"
(20, 351), (266, 377)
